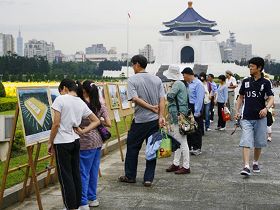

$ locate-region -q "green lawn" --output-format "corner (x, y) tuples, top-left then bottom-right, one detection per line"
(0, 110), (15, 115)
(0, 109), (132, 189)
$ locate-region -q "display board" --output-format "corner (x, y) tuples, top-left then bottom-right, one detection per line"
(49, 86), (60, 103)
(17, 87), (52, 147)
(118, 84), (131, 110)
(107, 84), (120, 109)
(96, 84), (106, 105)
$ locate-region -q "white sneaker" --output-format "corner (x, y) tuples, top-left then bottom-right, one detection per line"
(89, 199), (100, 207)
(219, 127), (225, 131)
(79, 205), (90, 210)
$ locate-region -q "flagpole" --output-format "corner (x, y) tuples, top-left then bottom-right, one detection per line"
(126, 12), (130, 78)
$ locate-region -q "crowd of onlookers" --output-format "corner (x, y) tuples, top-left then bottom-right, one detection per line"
(46, 55), (275, 210)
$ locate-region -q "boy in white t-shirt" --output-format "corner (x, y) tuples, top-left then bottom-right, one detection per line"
(48, 79), (100, 210)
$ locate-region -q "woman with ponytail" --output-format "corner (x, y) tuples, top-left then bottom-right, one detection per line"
(77, 80), (111, 209)
(48, 79), (100, 210)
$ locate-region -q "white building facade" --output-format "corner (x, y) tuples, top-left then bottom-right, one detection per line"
(24, 39), (55, 62)
(157, 2), (221, 65)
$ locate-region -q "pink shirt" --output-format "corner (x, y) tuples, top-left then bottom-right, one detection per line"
(79, 104), (109, 150)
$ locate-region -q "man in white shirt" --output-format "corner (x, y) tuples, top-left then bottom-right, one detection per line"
(225, 70), (237, 120)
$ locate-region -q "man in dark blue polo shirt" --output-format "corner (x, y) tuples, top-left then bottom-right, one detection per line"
(235, 57), (274, 176)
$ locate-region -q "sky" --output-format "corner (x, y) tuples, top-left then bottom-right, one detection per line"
(0, 0), (279, 60)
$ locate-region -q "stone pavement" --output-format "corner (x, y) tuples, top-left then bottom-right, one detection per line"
(5, 88), (280, 210)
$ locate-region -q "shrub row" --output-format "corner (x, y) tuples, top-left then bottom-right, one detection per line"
(0, 82), (6, 97)
(0, 97), (17, 112)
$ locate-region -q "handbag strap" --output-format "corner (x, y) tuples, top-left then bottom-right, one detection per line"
(175, 95), (180, 116)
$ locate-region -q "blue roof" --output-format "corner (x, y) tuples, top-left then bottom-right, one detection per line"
(163, 7), (216, 27)
(160, 27), (220, 36)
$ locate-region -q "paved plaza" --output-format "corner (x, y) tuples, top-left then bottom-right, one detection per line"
(5, 89), (280, 210)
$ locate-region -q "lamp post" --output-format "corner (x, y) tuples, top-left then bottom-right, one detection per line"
(0, 74), (3, 82)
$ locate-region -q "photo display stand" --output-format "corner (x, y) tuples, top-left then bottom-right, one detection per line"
(0, 87), (57, 210)
(101, 82), (134, 162)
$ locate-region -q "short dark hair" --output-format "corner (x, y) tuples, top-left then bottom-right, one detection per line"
(248, 57), (265, 71)
(218, 75), (226, 81)
(181, 67), (194, 75)
(131, 54), (148, 69)
(208, 73), (214, 79)
(199, 72), (207, 78)
(58, 79), (78, 93)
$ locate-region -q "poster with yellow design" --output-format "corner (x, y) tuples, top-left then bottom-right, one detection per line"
(17, 87), (52, 146)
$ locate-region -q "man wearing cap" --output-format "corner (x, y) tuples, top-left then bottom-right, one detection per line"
(235, 57), (274, 176)
(226, 70), (238, 119)
(181, 67), (205, 155)
(164, 65), (191, 174)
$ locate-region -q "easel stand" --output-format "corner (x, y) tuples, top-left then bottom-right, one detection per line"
(0, 105), (56, 210)
(114, 119), (124, 162)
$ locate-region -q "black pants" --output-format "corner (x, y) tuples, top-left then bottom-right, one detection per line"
(55, 139), (81, 209)
(187, 104), (203, 150)
(125, 119), (159, 182)
(210, 98), (215, 121)
(217, 103), (226, 128)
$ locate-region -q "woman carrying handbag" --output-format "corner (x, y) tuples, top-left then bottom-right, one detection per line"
(215, 75), (228, 131)
(163, 65), (191, 175)
(77, 80), (111, 210)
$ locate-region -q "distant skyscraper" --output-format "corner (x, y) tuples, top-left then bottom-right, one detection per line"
(85, 44), (107, 54)
(139, 44), (155, 63)
(219, 32), (252, 62)
(0, 33), (4, 56)
(17, 29), (23, 56)
(0, 33), (14, 56)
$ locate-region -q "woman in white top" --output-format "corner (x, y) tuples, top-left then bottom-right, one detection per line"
(48, 79), (100, 210)
(199, 72), (211, 131)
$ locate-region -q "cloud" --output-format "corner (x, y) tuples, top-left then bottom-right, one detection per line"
(0, 0), (31, 6)
(0, 0), (15, 5)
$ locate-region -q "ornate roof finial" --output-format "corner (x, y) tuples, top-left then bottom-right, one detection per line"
(188, 1), (193, 8)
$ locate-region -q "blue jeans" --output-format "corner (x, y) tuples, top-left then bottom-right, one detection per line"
(80, 148), (101, 205)
(204, 102), (211, 129)
(239, 118), (267, 148)
(125, 119), (159, 182)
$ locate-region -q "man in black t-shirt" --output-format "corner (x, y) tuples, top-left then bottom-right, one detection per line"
(235, 57), (274, 177)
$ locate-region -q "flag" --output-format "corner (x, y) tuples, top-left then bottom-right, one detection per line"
(128, 12), (131, 19)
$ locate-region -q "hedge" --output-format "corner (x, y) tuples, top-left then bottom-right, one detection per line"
(0, 82), (6, 97)
(0, 97), (17, 112)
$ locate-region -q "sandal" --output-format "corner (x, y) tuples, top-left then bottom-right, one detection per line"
(118, 175), (136, 183)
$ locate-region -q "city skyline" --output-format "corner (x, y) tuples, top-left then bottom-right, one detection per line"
(0, 0), (279, 60)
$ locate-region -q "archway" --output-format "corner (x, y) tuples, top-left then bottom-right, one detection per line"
(181, 46), (194, 63)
